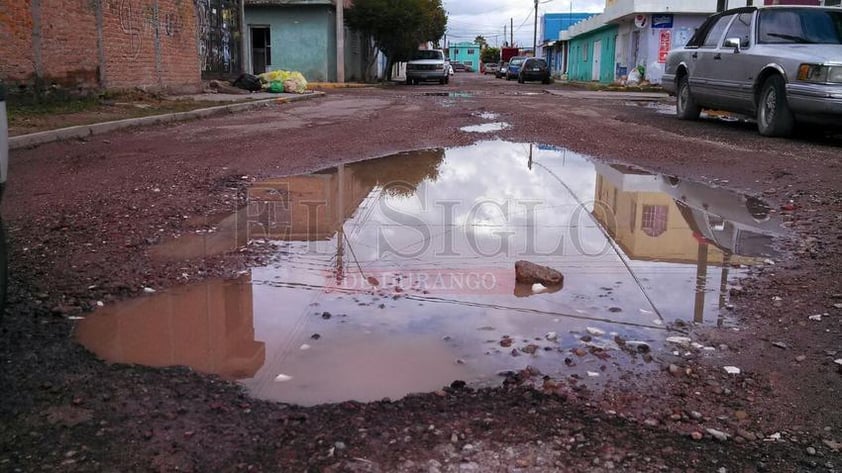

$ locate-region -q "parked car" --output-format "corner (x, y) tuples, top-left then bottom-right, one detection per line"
(505, 56), (527, 80)
(662, 6), (842, 137)
(484, 63), (499, 75)
(0, 84), (7, 316)
(496, 62), (508, 79)
(518, 58), (551, 84)
(451, 62), (467, 73)
(406, 49), (449, 85)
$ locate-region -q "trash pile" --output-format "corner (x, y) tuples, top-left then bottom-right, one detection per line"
(228, 71), (309, 94)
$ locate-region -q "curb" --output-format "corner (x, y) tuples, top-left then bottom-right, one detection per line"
(9, 91), (325, 150)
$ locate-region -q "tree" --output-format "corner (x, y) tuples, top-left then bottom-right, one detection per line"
(346, 0), (447, 82)
(481, 47), (500, 63)
(474, 35), (488, 49)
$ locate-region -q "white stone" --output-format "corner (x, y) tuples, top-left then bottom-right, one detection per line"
(586, 327), (605, 336)
(666, 336), (692, 347)
(723, 366), (741, 375)
(274, 374), (293, 382)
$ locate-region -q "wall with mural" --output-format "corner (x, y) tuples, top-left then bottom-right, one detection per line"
(0, 0), (209, 93)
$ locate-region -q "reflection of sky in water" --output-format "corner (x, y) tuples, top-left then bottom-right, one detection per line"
(77, 141), (786, 406)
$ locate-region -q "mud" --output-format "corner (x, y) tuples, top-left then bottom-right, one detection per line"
(2, 74), (841, 471)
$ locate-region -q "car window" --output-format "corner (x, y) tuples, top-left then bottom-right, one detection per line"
(529, 59), (547, 67)
(758, 9), (842, 44)
(411, 50), (443, 60)
(510, 58), (525, 65)
(723, 12), (752, 48)
(702, 14), (735, 48)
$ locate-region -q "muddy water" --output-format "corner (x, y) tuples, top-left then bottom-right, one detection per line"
(76, 142), (785, 406)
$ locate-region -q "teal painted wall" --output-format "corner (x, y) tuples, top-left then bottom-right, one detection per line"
(568, 25), (617, 83)
(246, 5), (336, 82)
(450, 42), (481, 73)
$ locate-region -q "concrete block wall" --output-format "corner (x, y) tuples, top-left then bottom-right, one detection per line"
(0, 0), (202, 93)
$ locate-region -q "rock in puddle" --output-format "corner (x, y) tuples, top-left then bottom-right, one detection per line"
(514, 260), (563, 286)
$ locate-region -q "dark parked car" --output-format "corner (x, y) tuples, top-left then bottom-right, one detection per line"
(505, 56), (527, 80)
(518, 58), (551, 84)
(496, 62), (508, 79)
(662, 5), (842, 137)
(451, 62), (467, 73)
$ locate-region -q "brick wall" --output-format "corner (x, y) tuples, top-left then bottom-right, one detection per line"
(0, 0), (202, 93)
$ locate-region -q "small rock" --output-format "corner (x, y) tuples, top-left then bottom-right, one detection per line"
(795, 355), (807, 362)
(586, 371), (600, 377)
(451, 433), (458, 443)
(689, 411), (703, 420)
(737, 429), (757, 441)
(334, 441), (346, 450)
(706, 428), (730, 442)
(299, 344), (311, 351)
(772, 341), (788, 350)
(586, 327), (605, 336)
(666, 336), (692, 347)
(522, 344), (539, 354)
(545, 331), (558, 341)
(723, 366), (741, 375)
(274, 374), (293, 382)
(668, 364), (683, 377)
(690, 431), (703, 441)
(143, 287), (156, 294)
(834, 359), (842, 367)
(734, 410), (748, 420)
(515, 260), (563, 286)
(809, 314), (823, 321)
(806, 447), (817, 456)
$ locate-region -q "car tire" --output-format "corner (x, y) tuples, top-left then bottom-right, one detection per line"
(757, 74), (795, 137)
(518, 76), (524, 84)
(676, 75), (701, 120)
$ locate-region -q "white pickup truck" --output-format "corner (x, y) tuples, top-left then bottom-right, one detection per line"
(405, 49), (449, 85)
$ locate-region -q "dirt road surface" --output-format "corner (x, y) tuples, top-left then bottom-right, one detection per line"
(2, 74), (841, 472)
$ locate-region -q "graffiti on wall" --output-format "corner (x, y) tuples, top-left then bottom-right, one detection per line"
(105, 0), (186, 58)
(194, 0), (241, 76)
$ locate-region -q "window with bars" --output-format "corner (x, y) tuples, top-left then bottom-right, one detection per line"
(641, 205), (668, 237)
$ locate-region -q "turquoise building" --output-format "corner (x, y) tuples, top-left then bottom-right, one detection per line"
(449, 42), (481, 73)
(567, 24), (618, 83)
(244, 0), (368, 82)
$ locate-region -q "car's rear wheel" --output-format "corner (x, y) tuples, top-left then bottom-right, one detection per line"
(676, 75), (701, 120)
(757, 74), (794, 137)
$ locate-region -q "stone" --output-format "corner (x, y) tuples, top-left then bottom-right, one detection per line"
(586, 327), (605, 337)
(690, 431), (703, 441)
(737, 429), (756, 441)
(806, 447), (817, 456)
(723, 366), (741, 375)
(514, 260), (563, 286)
(706, 428), (730, 441)
(668, 364), (683, 377)
(545, 331), (558, 341)
(666, 336), (692, 347)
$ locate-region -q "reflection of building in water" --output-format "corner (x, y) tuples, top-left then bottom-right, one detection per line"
(591, 163), (784, 324)
(151, 149), (446, 261)
(75, 275), (264, 379)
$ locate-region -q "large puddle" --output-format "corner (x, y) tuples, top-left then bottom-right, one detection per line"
(75, 142), (785, 406)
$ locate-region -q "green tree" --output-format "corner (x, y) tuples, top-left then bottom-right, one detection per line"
(481, 47), (500, 63)
(474, 35), (488, 49)
(346, 0), (447, 82)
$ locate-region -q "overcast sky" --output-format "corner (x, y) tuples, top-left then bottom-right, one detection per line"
(443, 0), (605, 48)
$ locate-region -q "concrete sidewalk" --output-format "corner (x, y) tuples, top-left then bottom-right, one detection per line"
(10, 91), (325, 150)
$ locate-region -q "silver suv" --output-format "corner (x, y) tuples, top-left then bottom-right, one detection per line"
(662, 6), (842, 137)
(406, 49), (449, 85)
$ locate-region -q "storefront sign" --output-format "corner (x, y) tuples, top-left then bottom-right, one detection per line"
(634, 14), (648, 28)
(652, 14), (674, 29)
(658, 30), (672, 63)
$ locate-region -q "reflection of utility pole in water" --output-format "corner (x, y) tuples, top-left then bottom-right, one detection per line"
(527, 144), (533, 170)
(717, 251), (731, 327)
(693, 240), (709, 324)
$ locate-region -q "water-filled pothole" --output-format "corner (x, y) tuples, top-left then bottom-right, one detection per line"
(460, 122), (510, 133)
(76, 142), (785, 406)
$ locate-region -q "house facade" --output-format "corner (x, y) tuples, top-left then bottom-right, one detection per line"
(540, 12), (595, 76)
(567, 24), (619, 82)
(244, 0), (369, 82)
(563, 0), (757, 84)
(449, 42), (481, 72)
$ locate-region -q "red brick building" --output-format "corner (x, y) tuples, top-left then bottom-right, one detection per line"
(0, 0), (244, 93)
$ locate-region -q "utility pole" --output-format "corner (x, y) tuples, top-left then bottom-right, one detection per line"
(716, 0), (727, 12)
(533, 0), (539, 57)
(336, 0), (345, 82)
(510, 18), (514, 46)
(504, 24), (507, 47)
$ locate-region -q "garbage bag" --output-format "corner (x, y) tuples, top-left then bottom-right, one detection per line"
(283, 72), (307, 94)
(232, 73), (262, 92)
(268, 81), (285, 93)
